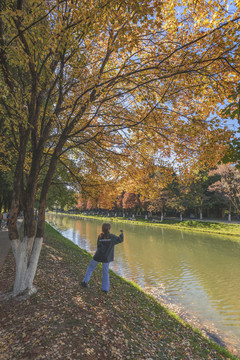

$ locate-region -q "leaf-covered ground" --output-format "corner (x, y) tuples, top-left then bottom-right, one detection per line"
(0, 224), (238, 360)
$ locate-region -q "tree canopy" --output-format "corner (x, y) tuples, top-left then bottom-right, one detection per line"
(1, 0), (240, 296)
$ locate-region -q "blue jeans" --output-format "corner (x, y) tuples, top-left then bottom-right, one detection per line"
(84, 259), (110, 291)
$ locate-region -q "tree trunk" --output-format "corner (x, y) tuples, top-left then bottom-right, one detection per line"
(180, 212), (183, 221)
(10, 153), (43, 296)
(9, 146), (45, 296)
(11, 149), (63, 296)
(11, 236), (43, 296)
(9, 128), (72, 297)
(199, 208), (203, 220)
(8, 128), (30, 240)
(228, 203), (231, 222)
(161, 209), (164, 221)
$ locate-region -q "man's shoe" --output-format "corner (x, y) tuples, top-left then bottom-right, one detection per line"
(81, 281), (89, 288)
(101, 290), (108, 294)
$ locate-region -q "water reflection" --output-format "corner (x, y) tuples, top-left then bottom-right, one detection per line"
(46, 213), (240, 354)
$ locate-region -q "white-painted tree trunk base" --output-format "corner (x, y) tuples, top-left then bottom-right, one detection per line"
(0, 286), (38, 301)
(11, 237), (43, 297)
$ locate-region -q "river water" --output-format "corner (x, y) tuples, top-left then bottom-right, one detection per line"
(46, 213), (240, 355)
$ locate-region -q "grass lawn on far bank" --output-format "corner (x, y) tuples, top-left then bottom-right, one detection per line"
(0, 223), (238, 360)
(51, 212), (240, 239)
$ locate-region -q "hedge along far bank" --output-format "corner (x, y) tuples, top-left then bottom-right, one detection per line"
(47, 212), (240, 241)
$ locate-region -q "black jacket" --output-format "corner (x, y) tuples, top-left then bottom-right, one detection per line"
(93, 232), (124, 263)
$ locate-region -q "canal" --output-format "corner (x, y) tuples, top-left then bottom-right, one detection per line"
(46, 213), (240, 355)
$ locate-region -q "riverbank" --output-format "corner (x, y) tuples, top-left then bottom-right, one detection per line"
(51, 212), (240, 240)
(0, 223), (238, 359)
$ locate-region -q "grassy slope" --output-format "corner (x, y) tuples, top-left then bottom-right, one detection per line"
(0, 223), (238, 359)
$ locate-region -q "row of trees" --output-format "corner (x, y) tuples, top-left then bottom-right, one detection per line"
(1, 0), (240, 296)
(75, 164), (240, 221)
